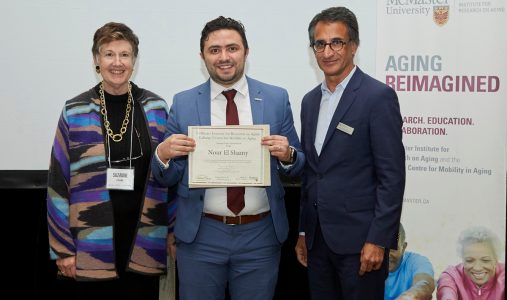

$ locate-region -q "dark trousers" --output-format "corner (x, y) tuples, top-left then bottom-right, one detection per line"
(177, 215), (281, 300)
(307, 223), (388, 300)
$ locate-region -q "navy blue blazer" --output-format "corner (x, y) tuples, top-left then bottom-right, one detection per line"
(153, 77), (305, 244)
(300, 67), (405, 254)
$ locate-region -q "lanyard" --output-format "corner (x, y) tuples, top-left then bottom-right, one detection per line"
(106, 100), (135, 169)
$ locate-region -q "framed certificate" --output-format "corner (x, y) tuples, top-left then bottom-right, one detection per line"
(188, 125), (271, 188)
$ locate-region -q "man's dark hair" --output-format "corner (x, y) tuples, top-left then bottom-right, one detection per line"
(308, 7), (360, 46)
(200, 16), (249, 53)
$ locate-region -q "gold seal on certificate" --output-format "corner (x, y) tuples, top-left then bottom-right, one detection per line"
(188, 125), (271, 188)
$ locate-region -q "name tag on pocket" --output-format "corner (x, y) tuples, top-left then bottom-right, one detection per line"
(336, 122), (354, 135)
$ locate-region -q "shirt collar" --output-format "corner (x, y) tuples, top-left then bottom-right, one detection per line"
(320, 65), (357, 94)
(210, 75), (248, 100)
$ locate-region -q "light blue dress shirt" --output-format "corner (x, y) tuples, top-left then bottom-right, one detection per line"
(314, 66), (356, 155)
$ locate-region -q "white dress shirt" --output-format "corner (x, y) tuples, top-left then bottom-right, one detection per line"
(154, 76), (270, 216)
(204, 75), (270, 216)
(154, 76), (271, 215)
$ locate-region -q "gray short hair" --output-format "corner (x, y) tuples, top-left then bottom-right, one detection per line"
(308, 7), (360, 47)
(457, 226), (502, 261)
(398, 223), (406, 244)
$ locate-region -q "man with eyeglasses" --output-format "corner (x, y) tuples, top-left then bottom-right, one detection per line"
(295, 7), (406, 299)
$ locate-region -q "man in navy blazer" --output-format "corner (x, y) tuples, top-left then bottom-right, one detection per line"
(295, 7), (405, 299)
(152, 16), (304, 300)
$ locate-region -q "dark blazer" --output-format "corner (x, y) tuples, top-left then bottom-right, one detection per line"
(300, 67), (405, 254)
(152, 77), (305, 244)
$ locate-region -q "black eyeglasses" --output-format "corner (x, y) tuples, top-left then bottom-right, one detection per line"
(311, 39), (349, 53)
(110, 127), (144, 163)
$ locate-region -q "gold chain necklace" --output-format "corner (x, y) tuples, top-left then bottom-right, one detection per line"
(99, 82), (133, 142)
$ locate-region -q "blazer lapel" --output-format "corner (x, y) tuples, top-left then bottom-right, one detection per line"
(307, 89), (322, 160)
(247, 77), (264, 125)
(320, 68), (362, 152)
(196, 81), (211, 126)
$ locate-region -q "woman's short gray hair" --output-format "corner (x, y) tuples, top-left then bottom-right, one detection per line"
(457, 226), (502, 261)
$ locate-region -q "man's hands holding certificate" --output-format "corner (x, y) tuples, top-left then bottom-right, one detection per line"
(261, 135), (291, 163)
(157, 134), (195, 164)
(157, 132), (291, 166)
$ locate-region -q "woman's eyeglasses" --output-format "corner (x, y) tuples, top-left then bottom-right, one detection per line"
(110, 127), (144, 163)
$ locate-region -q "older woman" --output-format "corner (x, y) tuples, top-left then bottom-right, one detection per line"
(46, 22), (174, 299)
(437, 226), (505, 300)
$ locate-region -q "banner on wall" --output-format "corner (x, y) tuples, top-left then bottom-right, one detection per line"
(376, 0), (506, 293)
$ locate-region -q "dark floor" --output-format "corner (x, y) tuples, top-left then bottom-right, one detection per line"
(12, 186), (308, 299)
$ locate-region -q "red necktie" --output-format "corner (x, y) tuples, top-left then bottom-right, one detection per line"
(222, 89), (245, 215)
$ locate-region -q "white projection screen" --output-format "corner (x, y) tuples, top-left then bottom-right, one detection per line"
(0, 0), (377, 170)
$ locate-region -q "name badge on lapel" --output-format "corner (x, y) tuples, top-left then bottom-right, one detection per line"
(106, 168), (135, 190)
(336, 122), (354, 135)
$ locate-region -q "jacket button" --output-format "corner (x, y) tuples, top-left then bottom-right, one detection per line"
(313, 202), (318, 207)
